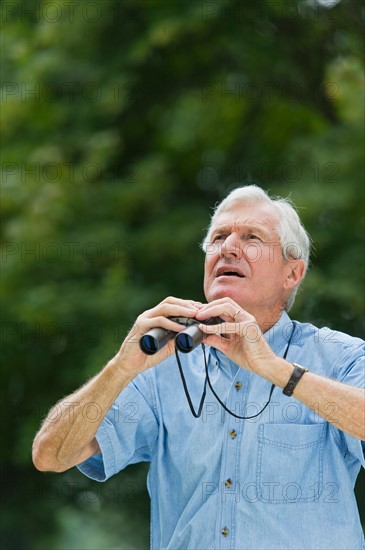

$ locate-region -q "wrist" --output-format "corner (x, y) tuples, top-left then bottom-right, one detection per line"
(252, 356), (295, 387)
(282, 363), (309, 396)
(106, 355), (139, 386)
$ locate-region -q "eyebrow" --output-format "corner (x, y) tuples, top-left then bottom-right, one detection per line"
(210, 223), (272, 240)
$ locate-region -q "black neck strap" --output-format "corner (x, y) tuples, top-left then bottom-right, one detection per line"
(175, 322), (296, 420)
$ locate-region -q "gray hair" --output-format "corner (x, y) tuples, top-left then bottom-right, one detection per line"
(201, 185), (311, 311)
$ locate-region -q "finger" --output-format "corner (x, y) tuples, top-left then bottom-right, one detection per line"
(199, 321), (262, 345)
(145, 303), (201, 321)
(196, 297), (237, 311)
(196, 303), (251, 323)
(200, 333), (231, 351)
(161, 296), (204, 309)
(199, 297), (236, 306)
(137, 316), (190, 336)
(199, 322), (239, 336)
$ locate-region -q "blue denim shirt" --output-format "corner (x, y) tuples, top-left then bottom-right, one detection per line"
(78, 312), (365, 549)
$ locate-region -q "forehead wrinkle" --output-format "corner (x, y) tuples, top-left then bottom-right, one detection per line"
(211, 217), (278, 240)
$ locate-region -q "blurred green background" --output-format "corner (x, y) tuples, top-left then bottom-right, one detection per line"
(1, 0), (364, 548)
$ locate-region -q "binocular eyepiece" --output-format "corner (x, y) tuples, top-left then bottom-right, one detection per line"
(139, 316), (222, 355)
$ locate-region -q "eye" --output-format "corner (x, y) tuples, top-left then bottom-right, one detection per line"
(247, 234), (261, 241)
(212, 234), (226, 243)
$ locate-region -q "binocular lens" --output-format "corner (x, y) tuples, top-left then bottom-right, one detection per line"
(139, 335), (159, 355)
(139, 327), (175, 355)
(175, 333), (194, 353)
(175, 324), (204, 353)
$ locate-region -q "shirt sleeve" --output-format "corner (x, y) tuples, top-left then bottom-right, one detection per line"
(334, 342), (365, 467)
(77, 370), (158, 481)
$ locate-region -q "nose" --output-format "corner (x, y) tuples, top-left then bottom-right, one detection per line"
(220, 233), (241, 259)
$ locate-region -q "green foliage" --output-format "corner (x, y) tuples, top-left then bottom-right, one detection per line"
(1, 0), (364, 548)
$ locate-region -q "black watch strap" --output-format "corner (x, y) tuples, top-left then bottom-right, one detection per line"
(283, 363), (309, 396)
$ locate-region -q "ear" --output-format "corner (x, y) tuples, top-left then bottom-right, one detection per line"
(284, 259), (306, 290)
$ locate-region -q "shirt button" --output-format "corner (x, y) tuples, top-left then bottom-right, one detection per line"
(229, 429), (237, 439)
(221, 527), (229, 537)
(225, 478), (233, 488)
(234, 381), (242, 391)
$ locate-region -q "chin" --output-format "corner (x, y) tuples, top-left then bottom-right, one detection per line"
(207, 286), (244, 304)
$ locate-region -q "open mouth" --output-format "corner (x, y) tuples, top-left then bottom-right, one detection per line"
(217, 270), (245, 278)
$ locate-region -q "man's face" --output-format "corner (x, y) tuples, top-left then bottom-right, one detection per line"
(203, 201), (296, 321)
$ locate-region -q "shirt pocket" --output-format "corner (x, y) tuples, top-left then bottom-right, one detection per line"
(257, 422), (325, 504)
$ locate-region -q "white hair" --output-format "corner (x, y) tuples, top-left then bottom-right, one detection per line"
(201, 185), (311, 310)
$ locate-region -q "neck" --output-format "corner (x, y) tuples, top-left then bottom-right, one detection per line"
(248, 304), (285, 333)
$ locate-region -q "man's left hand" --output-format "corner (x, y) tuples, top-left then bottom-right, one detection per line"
(196, 298), (277, 373)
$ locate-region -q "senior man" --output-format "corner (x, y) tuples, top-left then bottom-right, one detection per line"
(33, 185), (365, 550)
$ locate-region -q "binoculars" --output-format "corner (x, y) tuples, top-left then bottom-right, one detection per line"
(139, 316), (222, 355)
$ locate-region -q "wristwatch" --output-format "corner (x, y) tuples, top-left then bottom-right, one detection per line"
(282, 363), (309, 396)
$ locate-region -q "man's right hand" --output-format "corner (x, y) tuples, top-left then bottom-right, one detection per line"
(113, 296), (203, 377)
